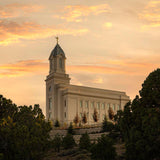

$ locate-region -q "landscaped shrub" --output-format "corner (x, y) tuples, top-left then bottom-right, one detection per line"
(62, 134), (76, 149)
(54, 119), (60, 127)
(67, 122), (75, 135)
(91, 134), (116, 160)
(52, 134), (62, 152)
(79, 132), (91, 150)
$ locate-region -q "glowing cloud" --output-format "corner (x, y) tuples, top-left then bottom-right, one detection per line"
(0, 3), (43, 18)
(55, 4), (111, 22)
(0, 60), (48, 78)
(0, 20), (88, 45)
(104, 22), (112, 28)
(139, 0), (160, 29)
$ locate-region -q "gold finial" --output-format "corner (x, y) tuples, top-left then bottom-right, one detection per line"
(55, 36), (59, 44)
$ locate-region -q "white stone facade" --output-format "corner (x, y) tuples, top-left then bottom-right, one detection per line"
(46, 43), (130, 125)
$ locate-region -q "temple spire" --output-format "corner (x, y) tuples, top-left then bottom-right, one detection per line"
(55, 36), (59, 44)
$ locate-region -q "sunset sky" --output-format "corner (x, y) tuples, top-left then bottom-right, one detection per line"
(0, 0), (160, 115)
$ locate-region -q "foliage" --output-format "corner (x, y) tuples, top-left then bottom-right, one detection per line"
(73, 113), (79, 126)
(91, 134), (116, 160)
(93, 108), (98, 123)
(52, 134), (62, 152)
(79, 132), (91, 150)
(67, 122), (75, 135)
(62, 134), (76, 149)
(82, 112), (87, 124)
(102, 114), (113, 132)
(0, 95), (52, 160)
(114, 69), (160, 160)
(108, 107), (114, 120)
(54, 119), (60, 127)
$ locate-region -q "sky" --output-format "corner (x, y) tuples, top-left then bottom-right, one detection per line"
(0, 0), (160, 116)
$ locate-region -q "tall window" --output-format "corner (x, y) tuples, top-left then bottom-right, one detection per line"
(113, 104), (116, 111)
(80, 100), (83, 108)
(102, 103), (105, 110)
(107, 103), (110, 109)
(49, 98), (52, 110)
(64, 112), (66, 118)
(91, 102), (94, 109)
(50, 60), (52, 70)
(59, 58), (62, 68)
(117, 104), (120, 110)
(49, 112), (52, 119)
(85, 101), (88, 108)
(64, 100), (67, 107)
(97, 102), (100, 109)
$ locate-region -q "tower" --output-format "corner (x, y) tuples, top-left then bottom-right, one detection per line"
(45, 38), (70, 121)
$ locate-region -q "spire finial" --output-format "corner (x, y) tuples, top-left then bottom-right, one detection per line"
(55, 36), (59, 44)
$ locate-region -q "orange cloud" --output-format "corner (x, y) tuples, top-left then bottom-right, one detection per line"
(139, 0), (160, 29)
(0, 3), (43, 18)
(1, 58), (159, 78)
(104, 22), (112, 28)
(0, 20), (88, 45)
(0, 60), (48, 77)
(55, 4), (111, 22)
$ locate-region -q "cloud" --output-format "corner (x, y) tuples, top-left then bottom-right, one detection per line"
(104, 22), (112, 28)
(0, 3), (43, 18)
(0, 20), (88, 45)
(0, 60), (48, 77)
(55, 4), (111, 22)
(139, 0), (160, 29)
(1, 57), (159, 78)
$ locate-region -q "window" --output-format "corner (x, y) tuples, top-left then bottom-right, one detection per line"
(80, 100), (83, 108)
(113, 104), (116, 111)
(103, 114), (105, 120)
(59, 58), (62, 68)
(85, 101), (88, 108)
(64, 100), (67, 107)
(102, 103), (105, 110)
(91, 102), (94, 109)
(49, 86), (51, 92)
(97, 102), (100, 109)
(64, 112), (66, 118)
(117, 104), (120, 110)
(49, 98), (52, 110)
(80, 113), (83, 118)
(107, 103), (110, 109)
(49, 112), (52, 119)
(87, 112), (89, 118)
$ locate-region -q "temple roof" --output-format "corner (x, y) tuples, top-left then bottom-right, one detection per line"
(49, 43), (65, 59)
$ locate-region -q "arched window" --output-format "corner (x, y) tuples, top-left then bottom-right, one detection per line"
(59, 58), (62, 68)
(50, 60), (52, 70)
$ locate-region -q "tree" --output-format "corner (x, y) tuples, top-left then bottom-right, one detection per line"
(52, 134), (62, 152)
(93, 108), (98, 123)
(54, 119), (60, 127)
(67, 122), (75, 135)
(114, 69), (160, 160)
(108, 107), (114, 120)
(0, 95), (52, 160)
(62, 134), (75, 149)
(91, 134), (116, 160)
(82, 112), (87, 124)
(79, 132), (91, 150)
(73, 113), (79, 126)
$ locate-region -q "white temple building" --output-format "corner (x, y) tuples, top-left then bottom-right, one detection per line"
(45, 40), (130, 125)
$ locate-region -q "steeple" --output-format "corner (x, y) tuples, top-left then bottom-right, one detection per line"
(49, 38), (66, 74)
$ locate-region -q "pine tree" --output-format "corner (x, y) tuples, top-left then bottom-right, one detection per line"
(73, 113), (79, 126)
(108, 107), (114, 120)
(102, 114), (108, 132)
(82, 112), (87, 124)
(93, 108), (98, 123)
(79, 132), (91, 150)
(54, 119), (60, 127)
